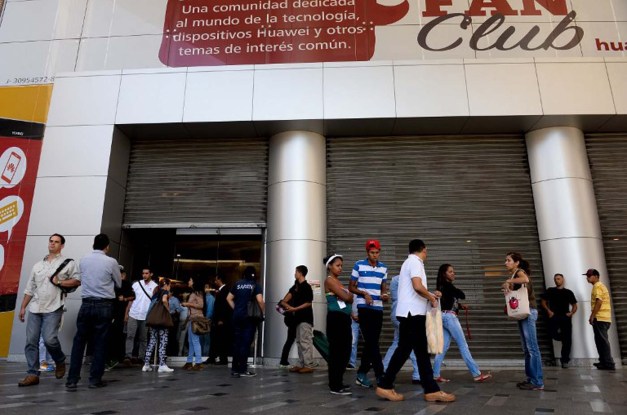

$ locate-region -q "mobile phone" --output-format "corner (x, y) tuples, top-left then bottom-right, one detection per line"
(1, 151), (22, 184)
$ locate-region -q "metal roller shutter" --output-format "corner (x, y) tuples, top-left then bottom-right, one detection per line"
(327, 135), (552, 360)
(586, 134), (627, 363)
(124, 137), (268, 226)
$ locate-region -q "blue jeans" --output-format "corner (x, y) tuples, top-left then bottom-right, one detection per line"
(349, 319), (360, 367)
(433, 312), (480, 377)
(67, 299), (113, 385)
(25, 307), (65, 375)
(186, 324), (202, 364)
(382, 318), (419, 380)
(517, 308), (543, 387)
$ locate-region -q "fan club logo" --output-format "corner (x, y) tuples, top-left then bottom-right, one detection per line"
(159, 0), (585, 67)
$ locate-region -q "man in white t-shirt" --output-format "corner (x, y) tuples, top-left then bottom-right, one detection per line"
(376, 239), (455, 403)
(123, 268), (157, 365)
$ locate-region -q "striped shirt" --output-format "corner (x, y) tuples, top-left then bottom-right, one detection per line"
(351, 259), (388, 311)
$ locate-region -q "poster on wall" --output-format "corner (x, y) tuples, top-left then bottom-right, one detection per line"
(0, 85), (48, 357)
(157, 0), (624, 67)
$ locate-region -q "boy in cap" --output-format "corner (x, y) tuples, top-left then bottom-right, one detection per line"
(349, 239), (389, 387)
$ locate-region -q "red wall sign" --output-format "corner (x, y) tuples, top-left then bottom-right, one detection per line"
(0, 137), (42, 307)
(159, 0), (410, 66)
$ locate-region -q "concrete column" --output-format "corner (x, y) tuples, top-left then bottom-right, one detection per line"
(526, 127), (620, 365)
(264, 131), (327, 362)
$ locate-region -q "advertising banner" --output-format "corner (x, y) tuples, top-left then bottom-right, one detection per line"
(0, 85), (49, 357)
(158, 0), (626, 67)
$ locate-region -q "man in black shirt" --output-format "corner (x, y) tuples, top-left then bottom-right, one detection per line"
(541, 273), (578, 368)
(280, 265), (315, 373)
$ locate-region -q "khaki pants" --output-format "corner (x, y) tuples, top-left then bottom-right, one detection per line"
(296, 322), (314, 367)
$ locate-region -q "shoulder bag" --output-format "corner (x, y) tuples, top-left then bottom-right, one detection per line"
(247, 283), (264, 323)
(146, 293), (174, 329)
(505, 284), (530, 320)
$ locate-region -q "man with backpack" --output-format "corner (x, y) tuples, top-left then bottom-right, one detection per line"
(123, 268), (157, 365)
(17, 233), (80, 387)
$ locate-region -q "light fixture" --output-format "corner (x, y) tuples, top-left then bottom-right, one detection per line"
(466, 240), (472, 243)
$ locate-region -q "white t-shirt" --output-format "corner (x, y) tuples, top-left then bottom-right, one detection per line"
(396, 254), (429, 317)
(128, 280), (158, 320)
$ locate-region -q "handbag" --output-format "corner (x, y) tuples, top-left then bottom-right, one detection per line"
(426, 301), (444, 355)
(146, 299), (173, 329)
(505, 284), (530, 320)
(190, 315), (211, 335)
(246, 283), (264, 323)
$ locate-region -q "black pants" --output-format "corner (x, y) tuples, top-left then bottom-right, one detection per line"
(327, 311), (351, 391)
(280, 323), (297, 365)
(379, 314), (439, 394)
(209, 322), (232, 363)
(357, 308), (384, 378)
(548, 315), (572, 363)
(592, 320), (614, 368)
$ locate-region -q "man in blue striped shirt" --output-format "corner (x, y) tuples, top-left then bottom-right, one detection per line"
(349, 239), (389, 388)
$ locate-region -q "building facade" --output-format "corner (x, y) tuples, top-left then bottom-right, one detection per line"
(0, 0), (626, 365)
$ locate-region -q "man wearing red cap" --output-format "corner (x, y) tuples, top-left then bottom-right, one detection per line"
(584, 268), (615, 370)
(349, 239), (389, 388)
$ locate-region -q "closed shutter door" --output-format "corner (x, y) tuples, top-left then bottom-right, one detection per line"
(124, 137), (268, 226)
(586, 134), (627, 362)
(327, 135), (552, 360)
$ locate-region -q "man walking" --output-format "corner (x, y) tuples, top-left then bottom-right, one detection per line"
(584, 268), (615, 370)
(123, 268), (157, 365)
(66, 234), (121, 389)
(349, 239), (388, 388)
(541, 273), (578, 368)
(376, 239), (455, 403)
(17, 233), (80, 386)
(280, 265), (315, 373)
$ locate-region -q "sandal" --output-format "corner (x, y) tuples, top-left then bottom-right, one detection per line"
(474, 373), (492, 382)
(434, 376), (450, 383)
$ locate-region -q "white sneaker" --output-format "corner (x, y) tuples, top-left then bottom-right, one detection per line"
(158, 365), (174, 373)
(142, 364), (152, 372)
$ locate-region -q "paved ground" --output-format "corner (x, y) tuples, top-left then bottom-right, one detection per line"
(1, 361), (626, 415)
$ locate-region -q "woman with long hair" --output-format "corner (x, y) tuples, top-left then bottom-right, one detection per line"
(432, 264), (491, 382)
(182, 277), (205, 370)
(324, 254), (354, 395)
(503, 252), (544, 391)
(143, 278), (174, 373)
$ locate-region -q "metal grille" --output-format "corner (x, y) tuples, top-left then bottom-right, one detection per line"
(124, 137), (268, 226)
(327, 135), (552, 360)
(586, 134), (627, 363)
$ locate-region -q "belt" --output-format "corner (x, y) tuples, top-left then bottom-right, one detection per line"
(442, 310), (457, 315)
(82, 297), (114, 303)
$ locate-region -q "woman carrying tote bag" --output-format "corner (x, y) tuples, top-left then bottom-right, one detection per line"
(502, 252), (543, 391)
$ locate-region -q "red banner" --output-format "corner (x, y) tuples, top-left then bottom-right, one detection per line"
(0, 136), (42, 300)
(159, 0), (409, 66)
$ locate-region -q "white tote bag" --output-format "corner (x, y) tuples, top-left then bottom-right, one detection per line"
(426, 301), (444, 354)
(505, 284), (530, 320)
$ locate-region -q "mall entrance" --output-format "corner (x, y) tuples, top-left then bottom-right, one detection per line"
(121, 227), (264, 358)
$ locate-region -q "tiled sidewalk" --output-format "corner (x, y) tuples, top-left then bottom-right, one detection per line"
(0, 361), (625, 415)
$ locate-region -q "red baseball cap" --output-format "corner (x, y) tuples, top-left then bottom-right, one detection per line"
(365, 239), (381, 251)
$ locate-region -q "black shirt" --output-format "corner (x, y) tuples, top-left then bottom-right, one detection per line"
(543, 287), (577, 316)
(287, 279), (314, 325)
(439, 281), (466, 312)
(114, 279), (135, 316)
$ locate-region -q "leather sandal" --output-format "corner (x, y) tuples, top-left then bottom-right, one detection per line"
(474, 373), (492, 382)
(434, 376), (450, 383)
